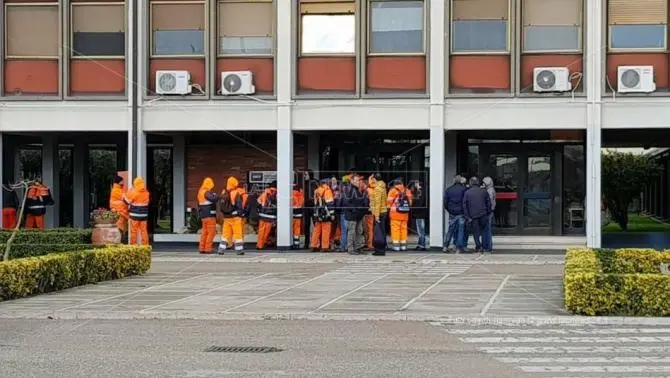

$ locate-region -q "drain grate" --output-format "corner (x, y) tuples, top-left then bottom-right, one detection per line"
(204, 346), (283, 353)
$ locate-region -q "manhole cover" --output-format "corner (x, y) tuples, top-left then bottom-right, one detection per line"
(204, 346), (283, 353)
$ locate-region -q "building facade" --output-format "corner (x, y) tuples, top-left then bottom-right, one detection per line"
(2, 0), (670, 248)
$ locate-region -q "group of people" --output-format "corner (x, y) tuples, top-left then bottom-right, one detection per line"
(2, 180), (55, 230)
(109, 175), (151, 245)
(443, 175), (496, 253)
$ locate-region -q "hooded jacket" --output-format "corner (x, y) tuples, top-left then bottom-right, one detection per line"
(482, 177), (496, 211)
(25, 182), (54, 216)
(313, 181), (335, 222)
(387, 181), (412, 221)
(109, 182), (128, 218)
(219, 176), (247, 218)
(197, 177), (218, 219)
(292, 185), (304, 217)
(258, 187), (278, 219)
(368, 177), (387, 219)
(124, 177), (150, 221)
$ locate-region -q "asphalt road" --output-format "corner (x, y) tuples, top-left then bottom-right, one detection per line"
(0, 319), (524, 378)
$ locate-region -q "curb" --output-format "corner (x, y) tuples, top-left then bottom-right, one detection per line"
(151, 257), (565, 265)
(3, 311), (669, 326)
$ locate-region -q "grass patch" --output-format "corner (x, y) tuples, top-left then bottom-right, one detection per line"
(602, 214), (670, 233)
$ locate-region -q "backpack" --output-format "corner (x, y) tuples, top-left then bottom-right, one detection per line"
(218, 190), (234, 215)
(313, 195), (333, 222)
(396, 190), (411, 213)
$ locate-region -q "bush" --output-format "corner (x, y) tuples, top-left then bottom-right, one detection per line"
(0, 228), (92, 244)
(0, 244), (106, 260)
(564, 248), (670, 316)
(0, 245), (151, 301)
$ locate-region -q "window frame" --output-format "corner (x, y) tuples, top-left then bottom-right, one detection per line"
(216, 0), (275, 58)
(520, 0), (583, 54)
(298, 1), (357, 57)
(70, 1), (126, 60)
(366, 0), (426, 56)
(449, 0), (511, 55)
(149, 0), (207, 58)
(4, 2), (60, 60)
(607, 24), (668, 52)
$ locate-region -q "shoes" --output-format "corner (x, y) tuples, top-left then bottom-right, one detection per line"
(199, 251), (210, 254)
(236, 251), (245, 255)
(455, 248), (463, 254)
(372, 252), (386, 256)
(311, 248), (320, 252)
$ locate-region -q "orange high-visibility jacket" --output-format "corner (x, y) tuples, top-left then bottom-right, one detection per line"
(109, 183), (129, 218)
(124, 177), (150, 221)
(292, 188), (304, 218)
(387, 183), (413, 221)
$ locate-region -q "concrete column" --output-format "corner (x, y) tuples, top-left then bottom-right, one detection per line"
(172, 134), (186, 232)
(429, 0), (445, 102)
(0, 133), (3, 228)
(276, 128), (293, 249)
(72, 143), (90, 228)
(42, 136), (59, 228)
(307, 132), (320, 178)
(428, 107), (445, 249)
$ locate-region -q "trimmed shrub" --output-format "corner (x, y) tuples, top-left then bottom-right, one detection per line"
(564, 248), (670, 316)
(0, 228), (92, 244)
(0, 244), (106, 259)
(0, 245), (151, 301)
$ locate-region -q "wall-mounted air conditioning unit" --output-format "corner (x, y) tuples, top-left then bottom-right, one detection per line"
(221, 71), (255, 95)
(533, 67), (572, 93)
(618, 66), (655, 93)
(156, 70), (192, 95)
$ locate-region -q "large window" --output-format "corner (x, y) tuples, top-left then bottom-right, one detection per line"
(522, 0), (581, 52)
(369, 0), (424, 54)
(5, 4), (59, 58)
(608, 0), (667, 50)
(451, 0), (509, 53)
(300, 0), (356, 54)
(218, 0), (273, 56)
(151, 1), (205, 56)
(71, 3), (125, 58)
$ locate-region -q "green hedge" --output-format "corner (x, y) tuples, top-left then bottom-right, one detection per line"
(0, 244), (106, 260)
(0, 228), (92, 244)
(564, 248), (670, 316)
(0, 245), (151, 301)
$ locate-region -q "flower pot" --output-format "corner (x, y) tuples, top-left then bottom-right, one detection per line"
(92, 223), (122, 245)
(93, 217), (117, 226)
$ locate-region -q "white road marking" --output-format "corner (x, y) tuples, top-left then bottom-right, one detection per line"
(446, 328), (670, 335)
(57, 273), (210, 311)
(480, 275), (511, 316)
(222, 272), (332, 312)
(395, 272), (451, 314)
(497, 356), (670, 364)
(521, 366), (670, 373)
(479, 346), (670, 354)
(140, 273), (273, 312)
(309, 274), (389, 313)
(462, 336), (670, 343)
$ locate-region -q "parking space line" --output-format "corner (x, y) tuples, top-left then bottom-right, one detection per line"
(395, 272), (451, 314)
(309, 274), (389, 313)
(480, 274), (511, 316)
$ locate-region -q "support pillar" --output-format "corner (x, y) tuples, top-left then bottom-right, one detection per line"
(276, 128), (293, 249)
(0, 133), (3, 228)
(42, 136), (59, 229)
(586, 0), (602, 247)
(172, 134), (186, 232)
(428, 119), (445, 249)
(72, 143), (90, 228)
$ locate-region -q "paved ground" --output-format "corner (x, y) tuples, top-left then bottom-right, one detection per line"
(432, 322), (670, 377)
(0, 252), (567, 320)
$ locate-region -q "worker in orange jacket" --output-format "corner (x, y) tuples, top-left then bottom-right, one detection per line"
(218, 176), (248, 255)
(25, 180), (54, 229)
(310, 179), (335, 252)
(256, 181), (277, 250)
(387, 178), (413, 251)
(292, 183), (305, 249)
(124, 177), (150, 245)
(109, 176), (129, 235)
(197, 177), (218, 254)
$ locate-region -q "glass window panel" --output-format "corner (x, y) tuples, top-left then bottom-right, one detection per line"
(370, 0), (424, 53)
(153, 30), (205, 55)
(452, 20), (508, 52)
(610, 24), (666, 49)
(218, 1), (273, 55)
(220, 37), (273, 55)
(73, 32), (125, 56)
(301, 14), (355, 54)
(523, 25), (580, 51)
(6, 5), (59, 57)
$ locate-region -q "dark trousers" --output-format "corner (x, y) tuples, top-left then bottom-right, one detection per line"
(302, 207), (312, 248)
(471, 215), (492, 251)
(374, 212), (388, 253)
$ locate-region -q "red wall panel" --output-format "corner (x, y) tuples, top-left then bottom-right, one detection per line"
(70, 59), (125, 95)
(298, 57), (355, 93)
(366, 56), (426, 93)
(450, 55), (510, 91)
(4, 60), (59, 95)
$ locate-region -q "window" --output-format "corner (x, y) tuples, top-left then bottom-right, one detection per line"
(218, 0), (273, 55)
(151, 2), (205, 56)
(369, 0), (424, 54)
(451, 0), (509, 53)
(522, 0), (581, 52)
(608, 0), (667, 50)
(71, 3), (125, 57)
(5, 4), (59, 58)
(300, 1), (355, 54)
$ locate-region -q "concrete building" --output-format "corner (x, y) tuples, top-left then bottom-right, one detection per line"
(3, 0), (670, 249)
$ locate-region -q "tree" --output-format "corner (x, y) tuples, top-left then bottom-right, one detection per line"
(601, 151), (662, 230)
(2, 179), (36, 261)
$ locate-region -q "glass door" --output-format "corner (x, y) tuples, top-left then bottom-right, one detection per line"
(488, 154), (520, 233)
(524, 154), (552, 232)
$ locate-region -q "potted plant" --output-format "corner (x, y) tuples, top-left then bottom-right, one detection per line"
(90, 208), (122, 245)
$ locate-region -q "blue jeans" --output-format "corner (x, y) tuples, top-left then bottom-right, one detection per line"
(339, 214), (348, 250)
(415, 219), (426, 248)
(471, 215), (492, 251)
(445, 214), (465, 249)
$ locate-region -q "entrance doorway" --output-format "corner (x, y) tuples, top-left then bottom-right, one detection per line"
(478, 145), (562, 235)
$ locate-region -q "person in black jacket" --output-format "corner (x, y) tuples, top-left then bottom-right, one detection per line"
(463, 176), (492, 253)
(302, 169), (318, 249)
(443, 175), (467, 253)
(408, 181), (427, 251)
(343, 175), (369, 254)
(2, 182), (19, 229)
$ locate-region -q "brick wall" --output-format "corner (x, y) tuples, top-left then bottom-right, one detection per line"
(186, 142), (307, 208)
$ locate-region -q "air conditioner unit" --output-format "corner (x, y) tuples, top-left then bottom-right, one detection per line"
(156, 70), (192, 95)
(533, 67), (572, 93)
(618, 65), (655, 93)
(221, 71), (255, 95)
